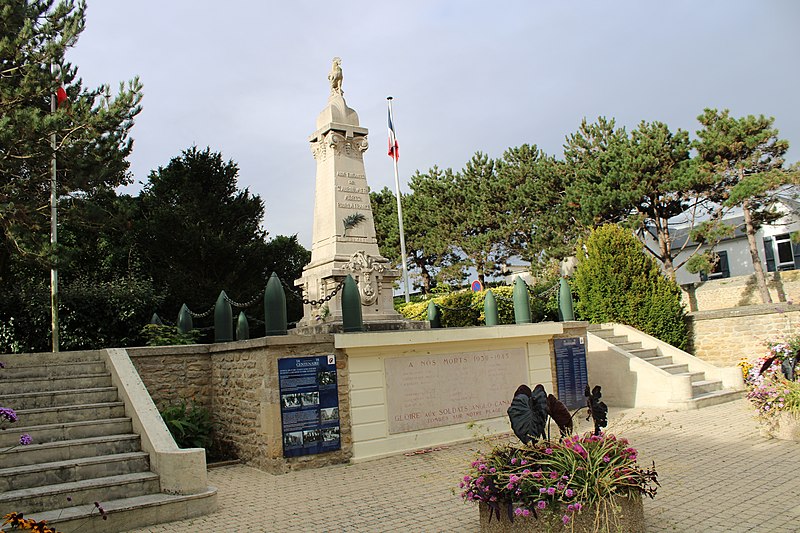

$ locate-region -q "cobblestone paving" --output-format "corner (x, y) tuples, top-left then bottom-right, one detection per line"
(124, 399), (800, 532)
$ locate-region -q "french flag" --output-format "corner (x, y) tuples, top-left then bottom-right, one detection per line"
(387, 105), (399, 160)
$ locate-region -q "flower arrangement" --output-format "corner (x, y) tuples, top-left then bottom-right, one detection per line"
(460, 432), (658, 529)
(743, 335), (800, 431)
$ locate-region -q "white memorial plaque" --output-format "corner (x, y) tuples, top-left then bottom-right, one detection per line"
(385, 348), (528, 433)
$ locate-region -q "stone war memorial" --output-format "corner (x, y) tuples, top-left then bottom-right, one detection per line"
(294, 57), (408, 334)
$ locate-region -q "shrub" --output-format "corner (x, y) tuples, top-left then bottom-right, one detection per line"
(140, 324), (200, 346)
(159, 400), (213, 451)
(396, 278), (559, 327)
(572, 225), (688, 349)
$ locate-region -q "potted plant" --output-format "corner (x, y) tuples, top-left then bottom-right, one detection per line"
(460, 385), (658, 532)
(741, 335), (800, 441)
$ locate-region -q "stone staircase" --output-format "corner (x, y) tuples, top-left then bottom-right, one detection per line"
(588, 324), (743, 409)
(0, 350), (215, 533)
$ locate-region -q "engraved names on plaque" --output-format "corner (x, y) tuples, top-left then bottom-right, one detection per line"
(385, 348), (527, 433)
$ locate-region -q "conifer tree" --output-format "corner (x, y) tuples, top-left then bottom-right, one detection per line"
(0, 0), (143, 280)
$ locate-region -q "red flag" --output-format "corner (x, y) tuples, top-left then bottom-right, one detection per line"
(56, 87), (68, 107)
(387, 106), (399, 160)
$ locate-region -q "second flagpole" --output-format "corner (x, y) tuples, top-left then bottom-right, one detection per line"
(387, 96), (411, 303)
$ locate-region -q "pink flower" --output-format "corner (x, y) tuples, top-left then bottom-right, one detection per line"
(511, 458), (518, 465)
(565, 488), (574, 498)
(514, 508), (523, 516)
(603, 455), (610, 463)
(547, 487), (556, 495)
(574, 502), (583, 511)
(537, 500), (547, 510)
(545, 447), (553, 455)
(562, 515), (571, 525)
(521, 509), (530, 517)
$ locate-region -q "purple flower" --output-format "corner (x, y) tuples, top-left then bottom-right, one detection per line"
(544, 447), (553, 455)
(539, 487), (547, 494)
(511, 457), (518, 465)
(19, 433), (32, 445)
(549, 471), (558, 479)
(514, 508), (523, 516)
(565, 488), (574, 498)
(537, 500), (547, 510)
(0, 407), (18, 423)
(567, 504), (575, 511)
(547, 487), (556, 495)
(520, 459), (527, 465)
(521, 509), (530, 517)
(603, 455), (610, 463)
(562, 515), (571, 525)
(574, 502), (583, 511)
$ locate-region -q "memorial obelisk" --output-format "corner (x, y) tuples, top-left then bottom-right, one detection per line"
(295, 58), (404, 332)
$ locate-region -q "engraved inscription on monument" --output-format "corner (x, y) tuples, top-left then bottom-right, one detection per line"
(385, 348), (527, 433)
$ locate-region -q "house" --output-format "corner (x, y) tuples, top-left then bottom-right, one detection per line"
(669, 194), (800, 286)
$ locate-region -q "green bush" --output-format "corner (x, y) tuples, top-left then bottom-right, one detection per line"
(140, 324), (200, 346)
(572, 224), (688, 349)
(159, 400), (213, 451)
(396, 279), (559, 327)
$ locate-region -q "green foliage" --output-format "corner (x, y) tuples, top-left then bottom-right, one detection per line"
(396, 281), (558, 327)
(263, 234), (310, 324)
(159, 400), (213, 451)
(0, 0), (142, 280)
(136, 146), (271, 314)
(572, 225), (688, 349)
(140, 324), (199, 346)
(0, 273), (162, 353)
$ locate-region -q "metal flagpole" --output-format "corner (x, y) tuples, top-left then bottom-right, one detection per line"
(387, 96), (411, 303)
(50, 68), (60, 352)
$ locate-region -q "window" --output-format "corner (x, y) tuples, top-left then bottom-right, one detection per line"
(700, 251), (729, 281)
(764, 234), (800, 272)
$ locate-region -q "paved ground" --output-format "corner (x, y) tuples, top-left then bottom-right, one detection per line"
(124, 399), (800, 532)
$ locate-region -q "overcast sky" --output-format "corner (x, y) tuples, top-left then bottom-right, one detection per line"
(69, 1), (800, 248)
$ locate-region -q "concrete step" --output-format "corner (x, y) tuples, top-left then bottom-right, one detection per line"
(0, 387), (119, 410)
(629, 348), (659, 358)
(0, 471), (160, 515)
(586, 324), (606, 332)
(640, 355), (673, 367)
(668, 370), (706, 383)
(692, 379), (723, 396)
(0, 434), (141, 468)
(659, 363), (689, 375)
(15, 402), (126, 427)
(689, 389), (745, 409)
(1, 373), (113, 395)
(2, 487), (218, 533)
(592, 331), (628, 343)
(0, 361), (107, 379)
(0, 350), (104, 367)
(616, 341), (643, 351)
(0, 452), (150, 492)
(0, 418), (132, 448)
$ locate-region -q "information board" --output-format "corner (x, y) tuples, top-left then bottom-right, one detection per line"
(554, 337), (588, 410)
(278, 355), (340, 458)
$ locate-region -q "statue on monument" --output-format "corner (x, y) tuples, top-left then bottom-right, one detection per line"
(328, 57), (343, 96)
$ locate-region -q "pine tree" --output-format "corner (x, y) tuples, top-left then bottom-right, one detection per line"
(0, 0), (143, 280)
(695, 109), (795, 303)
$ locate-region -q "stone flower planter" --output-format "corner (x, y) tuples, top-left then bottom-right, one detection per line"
(759, 411), (800, 441)
(479, 494), (644, 533)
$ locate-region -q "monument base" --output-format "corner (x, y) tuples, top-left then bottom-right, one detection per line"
(292, 318), (429, 336)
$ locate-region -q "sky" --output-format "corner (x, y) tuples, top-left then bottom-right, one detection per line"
(69, 1), (800, 249)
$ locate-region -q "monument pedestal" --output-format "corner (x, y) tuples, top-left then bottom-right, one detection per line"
(295, 58), (415, 334)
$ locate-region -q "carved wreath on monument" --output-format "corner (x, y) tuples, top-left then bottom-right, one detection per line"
(346, 251), (385, 305)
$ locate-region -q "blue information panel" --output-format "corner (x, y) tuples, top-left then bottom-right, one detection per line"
(278, 355), (341, 458)
(554, 337), (589, 410)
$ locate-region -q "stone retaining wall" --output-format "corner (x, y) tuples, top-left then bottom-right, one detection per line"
(687, 304), (800, 366)
(681, 270), (799, 312)
(128, 334), (351, 474)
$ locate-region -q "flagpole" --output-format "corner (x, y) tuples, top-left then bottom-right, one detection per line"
(387, 96), (411, 303)
(50, 68), (60, 352)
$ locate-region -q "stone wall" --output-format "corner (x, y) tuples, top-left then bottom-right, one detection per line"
(128, 334), (352, 474)
(681, 270), (799, 312)
(687, 304), (800, 366)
